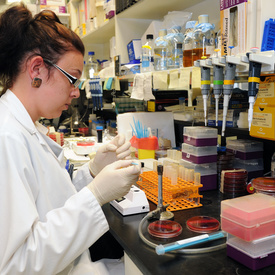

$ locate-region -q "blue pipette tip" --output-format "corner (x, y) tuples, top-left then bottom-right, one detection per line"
(131, 162), (139, 165)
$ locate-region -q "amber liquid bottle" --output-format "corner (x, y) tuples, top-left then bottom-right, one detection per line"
(183, 21), (196, 67)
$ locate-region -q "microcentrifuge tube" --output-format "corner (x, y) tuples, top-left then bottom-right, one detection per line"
(194, 172), (201, 186)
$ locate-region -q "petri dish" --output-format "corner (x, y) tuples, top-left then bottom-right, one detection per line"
(186, 216), (220, 233)
(251, 177), (275, 197)
(148, 220), (182, 239)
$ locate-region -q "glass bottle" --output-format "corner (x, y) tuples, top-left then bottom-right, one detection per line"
(165, 25), (184, 69)
(86, 51), (98, 79)
(154, 29), (168, 71)
(183, 20), (197, 67)
(192, 14), (215, 62)
(141, 34), (154, 73)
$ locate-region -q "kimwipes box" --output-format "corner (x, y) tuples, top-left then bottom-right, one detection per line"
(220, 0), (248, 56)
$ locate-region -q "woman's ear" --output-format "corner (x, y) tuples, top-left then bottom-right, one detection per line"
(29, 56), (44, 88)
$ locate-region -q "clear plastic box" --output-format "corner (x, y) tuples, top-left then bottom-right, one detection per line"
(181, 143), (217, 164)
(179, 159), (217, 191)
(226, 139), (263, 160)
(227, 233), (275, 270)
(183, 126), (218, 147)
(221, 193), (275, 241)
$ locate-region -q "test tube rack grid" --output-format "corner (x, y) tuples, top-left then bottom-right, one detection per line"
(137, 171), (203, 212)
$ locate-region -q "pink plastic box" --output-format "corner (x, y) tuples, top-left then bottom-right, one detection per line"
(221, 193), (275, 241)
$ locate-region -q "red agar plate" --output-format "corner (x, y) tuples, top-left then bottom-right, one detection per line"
(148, 220), (182, 239)
(186, 216), (220, 233)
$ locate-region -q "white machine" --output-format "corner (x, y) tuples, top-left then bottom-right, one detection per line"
(110, 185), (150, 216)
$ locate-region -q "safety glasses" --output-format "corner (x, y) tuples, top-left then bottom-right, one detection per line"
(44, 59), (81, 88)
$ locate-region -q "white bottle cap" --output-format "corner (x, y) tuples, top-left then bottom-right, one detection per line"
(198, 14), (209, 24)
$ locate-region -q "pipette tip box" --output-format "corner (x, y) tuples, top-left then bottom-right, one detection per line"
(227, 233), (275, 271)
(183, 126), (217, 147)
(221, 193), (275, 241)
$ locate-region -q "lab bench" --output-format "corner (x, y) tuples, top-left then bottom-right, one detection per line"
(102, 190), (275, 275)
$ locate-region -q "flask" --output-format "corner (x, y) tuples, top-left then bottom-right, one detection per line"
(86, 51), (98, 79)
(141, 34), (154, 73)
(183, 20), (197, 67)
(154, 29), (168, 71)
(192, 14), (215, 62)
(165, 25), (184, 69)
(173, 43), (183, 68)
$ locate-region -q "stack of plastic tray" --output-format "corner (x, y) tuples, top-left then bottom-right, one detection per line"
(221, 193), (275, 270)
(226, 139), (264, 181)
(181, 126), (218, 191)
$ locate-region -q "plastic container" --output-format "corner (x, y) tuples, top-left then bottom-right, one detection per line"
(251, 177), (275, 197)
(183, 126), (217, 147)
(183, 20), (197, 67)
(154, 29), (168, 71)
(192, 14), (215, 62)
(226, 139), (263, 160)
(181, 143), (217, 164)
(86, 51), (98, 79)
(233, 158), (264, 181)
(96, 125), (103, 143)
(141, 34), (154, 73)
(165, 25), (184, 69)
(221, 193), (275, 241)
(227, 233), (275, 271)
(72, 140), (95, 155)
(179, 159), (217, 191)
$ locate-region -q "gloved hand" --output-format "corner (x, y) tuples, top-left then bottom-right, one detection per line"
(87, 160), (141, 206)
(89, 134), (131, 177)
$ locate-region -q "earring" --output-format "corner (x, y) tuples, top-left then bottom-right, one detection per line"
(31, 77), (42, 88)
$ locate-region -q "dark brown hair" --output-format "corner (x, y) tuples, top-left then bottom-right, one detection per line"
(0, 3), (85, 94)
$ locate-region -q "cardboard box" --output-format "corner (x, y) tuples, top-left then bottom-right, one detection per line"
(220, 0), (248, 56)
(127, 39), (142, 62)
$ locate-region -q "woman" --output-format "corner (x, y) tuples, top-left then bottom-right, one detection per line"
(0, 3), (140, 274)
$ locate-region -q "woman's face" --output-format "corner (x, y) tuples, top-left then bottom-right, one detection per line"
(38, 50), (83, 120)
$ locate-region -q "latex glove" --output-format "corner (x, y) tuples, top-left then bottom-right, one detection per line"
(87, 160), (141, 206)
(89, 134), (131, 177)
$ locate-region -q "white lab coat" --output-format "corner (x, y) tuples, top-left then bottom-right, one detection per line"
(0, 90), (110, 274)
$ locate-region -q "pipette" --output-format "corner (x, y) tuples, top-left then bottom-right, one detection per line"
(222, 60), (236, 137)
(155, 231), (227, 255)
(212, 61), (224, 126)
(200, 59), (211, 126)
(247, 48), (262, 130)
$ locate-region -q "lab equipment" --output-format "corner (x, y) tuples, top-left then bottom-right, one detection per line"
(186, 216), (220, 233)
(154, 29), (168, 71)
(183, 20), (197, 67)
(251, 177), (275, 197)
(200, 62), (211, 126)
(155, 231), (227, 255)
(141, 34), (154, 73)
(109, 185), (149, 216)
(222, 60), (236, 137)
(192, 14), (215, 61)
(247, 48), (262, 130)
(96, 126), (103, 143)
(221, 193), (275, 241)
(148, 220), (182, 239)
(165, 25), (184, 69)
(212, 53), (224, 126)
(86, 51), (98, 79)
(227, 233), (275, 271)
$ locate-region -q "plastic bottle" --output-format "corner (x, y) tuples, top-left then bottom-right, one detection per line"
(165, 25), (184, 69)
(86, 51), (98, 79)
(141, 34), (154, 73)
(154, 29), (168, 71)
(183, 20), (197, 67)
(192, 14), (215, 62)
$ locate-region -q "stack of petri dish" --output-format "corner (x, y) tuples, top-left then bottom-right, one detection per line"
(251, 177), (275, 197)
(221, 169), (248, 198)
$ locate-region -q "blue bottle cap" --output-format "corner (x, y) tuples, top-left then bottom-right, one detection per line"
(96, 126), (103, 130)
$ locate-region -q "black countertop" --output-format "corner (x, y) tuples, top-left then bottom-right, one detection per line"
(102, 190), (275, 275)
